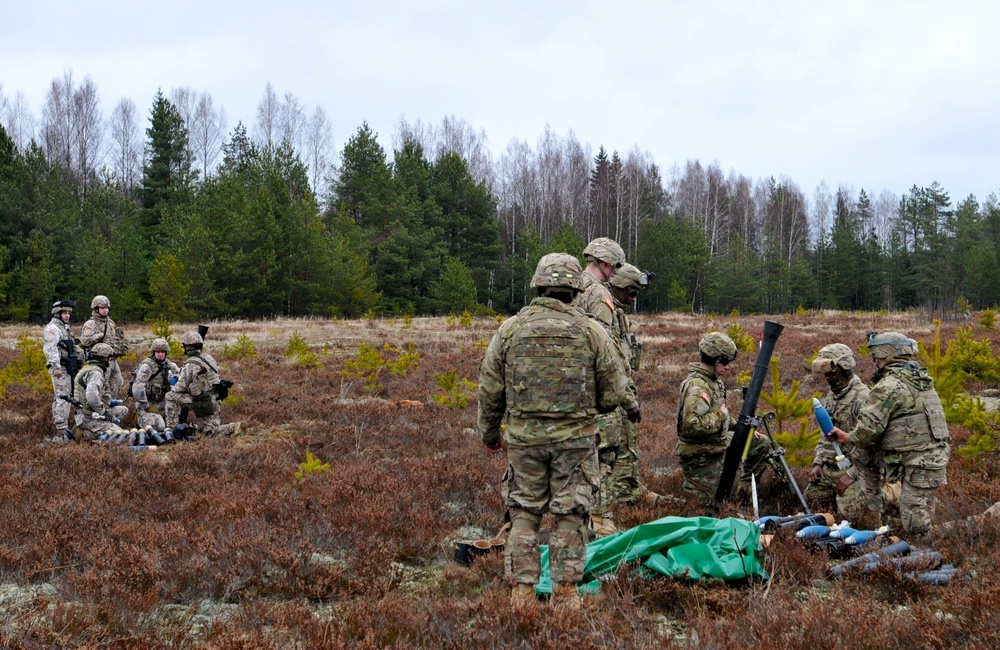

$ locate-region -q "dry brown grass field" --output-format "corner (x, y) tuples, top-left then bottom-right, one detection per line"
(1, 311), (1000, 647)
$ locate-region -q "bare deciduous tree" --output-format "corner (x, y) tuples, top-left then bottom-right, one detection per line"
(108, 97), (143, 191)
(279, 92), (306, 151)
(72, 76), (104, 194)
(0, 88), (36, 152)
(304, 106), (333, 195)
(190, 92), (226, 179)
(40, 71), (105, 195)
(254, 83), (280, 148)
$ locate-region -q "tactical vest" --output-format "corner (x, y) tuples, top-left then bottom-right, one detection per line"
(74, 364), (108, 415)
(186, 354), (220, 397)
(135, 358), (170, 403)
(505, 307), (597, 419)
(881, 372), (951, 453)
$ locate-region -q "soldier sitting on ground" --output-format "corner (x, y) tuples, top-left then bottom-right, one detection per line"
(133, 338), (181, 431)
(72, 343), (129, 441)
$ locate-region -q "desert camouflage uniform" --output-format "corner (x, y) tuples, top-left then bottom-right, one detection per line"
(80, 315), (129, 398)
(804, 375), (883, 515)
(133, 356), (181, 430)
(73, 362), (128, 441)
(477, 296), (634, 588)
(165, 350), (222, 433)
(575, 271), (634, 521)
(850, 359), (951, 538)
(43, 315), (75, 433)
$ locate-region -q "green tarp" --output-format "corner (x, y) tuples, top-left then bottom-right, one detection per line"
(537, 516), (767, 594)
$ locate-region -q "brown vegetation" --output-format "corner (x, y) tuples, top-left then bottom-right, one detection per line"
(1, 312), (1000, 647)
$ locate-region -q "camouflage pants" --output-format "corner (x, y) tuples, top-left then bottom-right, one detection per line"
(502, 437), (598, 585)
(610, 416), (641, 505)
(165, 391), (221, 433)
(73, 405), (129, 441)
(49, 369), (72, 432)
(737, 435), (771, 489)
(107, 360), (123, 400)
(887, 459), (948, 538)
(804, 463), (869, 514)
(678, 449), (725, 510)
(137, 403), (166, 431)
(592, 410), (624, 517)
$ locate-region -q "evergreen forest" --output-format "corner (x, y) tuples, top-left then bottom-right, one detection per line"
(2, 76), (999, 322)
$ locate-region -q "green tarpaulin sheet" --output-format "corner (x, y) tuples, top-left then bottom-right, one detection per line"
(537, 516), (767, 594)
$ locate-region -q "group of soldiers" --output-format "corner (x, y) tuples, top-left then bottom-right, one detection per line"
(476, 236), (952, 609)
(42, 296), (240, 441)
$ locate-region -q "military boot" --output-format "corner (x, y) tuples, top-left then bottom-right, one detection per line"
(590, 514), (617, 539)
(551, 582), (582, 610)
(213, 421), (244, 436)
(510, 583), (538, 609)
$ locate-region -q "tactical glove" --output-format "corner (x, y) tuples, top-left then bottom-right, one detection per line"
(626, 405), (642, 423)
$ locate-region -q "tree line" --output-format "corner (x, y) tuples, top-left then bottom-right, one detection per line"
(2, 75), (1000, 322)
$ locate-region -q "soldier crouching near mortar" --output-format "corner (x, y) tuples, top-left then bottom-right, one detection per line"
(133, 338), (181, 431)
(73, 343), (129, 441)
(829, 331), (951, 543)
(165, 331), (241, 436)
(477, 253), (638, 610)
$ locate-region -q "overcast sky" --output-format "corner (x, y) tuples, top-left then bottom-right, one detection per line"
(3, 0), (999, 206)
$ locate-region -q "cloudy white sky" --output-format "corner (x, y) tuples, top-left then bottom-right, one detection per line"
(3, 0), (999, 205)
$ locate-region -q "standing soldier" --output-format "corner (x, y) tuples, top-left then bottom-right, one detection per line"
(80, 295), (129, 399)
(132, 338), (181, 431)
(574, 237), (633, 537)
(73, 343), (129, 441)
(478, 253), (638, 609)
(605, 264), (665, 508)
(830, 331), (951, 541)
(805, 343), (882, 520)
(165, 331), (241, 436)
(43, 299), (79, 439)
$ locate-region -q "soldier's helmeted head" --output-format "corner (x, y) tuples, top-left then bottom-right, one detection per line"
(608, 264), (652, 303)
(91, 295), (110, 313)
(699, 332), (738, 368)
(531, 253), (583, 303)
(582, 237), (625, 270)
(867, 331), (918, 361)
(151, 338), (170, 360)
(51, 299), (75, 319)
(180, 331), (204, 354)
(89, 342), (114, 362)
(812, 343), (855, 390)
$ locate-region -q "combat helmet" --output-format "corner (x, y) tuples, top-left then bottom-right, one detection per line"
(699, 332), (738, 365)
(180, 331), (204, 348)
(531, 253), (583, 291)
(609, 264), (652, 291)
(582, 237), (625, 268)
(51, 299), (75, 316)
(150, 338), (170, 353)
(811, 343), (856, 373)
(91, 295), (110, 310)
(867, 331), (918, 359)
(90, 342), (114, 359)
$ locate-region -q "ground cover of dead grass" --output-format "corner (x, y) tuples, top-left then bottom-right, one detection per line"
(0, 311), (999, 647)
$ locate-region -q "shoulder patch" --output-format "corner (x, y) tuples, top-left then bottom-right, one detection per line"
(82, 325), (95, 336)
(694, 390), (712, 416)
(604, 295), (614, 311)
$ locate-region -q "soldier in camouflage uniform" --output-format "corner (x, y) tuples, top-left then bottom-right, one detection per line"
(165, 331), (241, 436)
(80, 295), (129, 399)
(804, 343), (883, 519)
(73, 343), (129, 441)
(604, 264), (666, 508)
(830, 331), (951, 540)
(573, 237), (635, 537)
(676, 332), (769, 510)
(132, 338), (181, 431)
(42, 300), (77, 437)
(477, 253), (638, 609)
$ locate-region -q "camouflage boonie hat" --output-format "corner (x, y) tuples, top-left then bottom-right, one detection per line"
(867, 331), (918, 359)
(150, 338), (170, 353)
(699, 332), (738, 363)
(90, 343), (114, 358)
(91, 295), (110, 310)
(582, 237), (625, 268)
(812, 343), (856, 373)
(531, 253), (583, 290)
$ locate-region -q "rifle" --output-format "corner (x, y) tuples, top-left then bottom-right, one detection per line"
(57, 339), (82, 382)
(713, 320), (784, 509)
